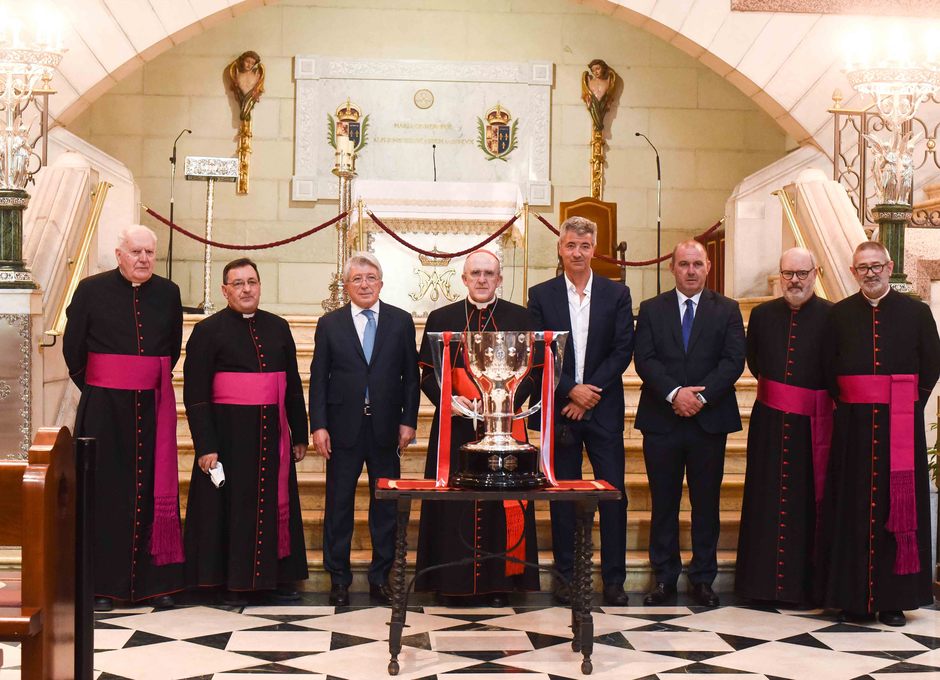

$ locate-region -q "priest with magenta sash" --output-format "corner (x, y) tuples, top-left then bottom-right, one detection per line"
(816, 241), (940, 627)
(414, 249), (540, 607)
(64, 225), (185, 612)
(183, 257), (309, 604)
(735, 247), (832, 607)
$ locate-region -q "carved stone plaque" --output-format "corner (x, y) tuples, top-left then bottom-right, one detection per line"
(0, 314), (30, 458)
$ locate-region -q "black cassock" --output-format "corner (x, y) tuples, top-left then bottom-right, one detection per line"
(816, 290), (940, 613)
(735, 294), (831, 604)
(63, 268), (184, 601)
(183, 307), (309, 591)
(414, 298), (541, 595)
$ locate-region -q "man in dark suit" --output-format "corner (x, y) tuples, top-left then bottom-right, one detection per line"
(528, 216), (634, 606)
(310, 252), (420, 606)
(634, 239), (745, 607)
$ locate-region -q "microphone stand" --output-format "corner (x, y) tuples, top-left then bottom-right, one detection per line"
(167, 129), (191, 281)
(636, 132), (662, 293)
(432, 144), (437, 182)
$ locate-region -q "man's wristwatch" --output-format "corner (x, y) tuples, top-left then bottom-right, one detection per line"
(694, 392), (706, 404)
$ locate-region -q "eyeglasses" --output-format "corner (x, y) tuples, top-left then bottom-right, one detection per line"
(225, 278), (259, 290)
(348, 274), (380, 286)
(853, 262), (887, 275)
(467, 269), (499, 280)
(780, 269), (814, 280)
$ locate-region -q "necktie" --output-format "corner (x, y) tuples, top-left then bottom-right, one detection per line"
(682, 298), (694, 351)
(362, 308), (376, 363)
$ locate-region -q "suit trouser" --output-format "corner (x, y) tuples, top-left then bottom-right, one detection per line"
(642, 418), (726, 586)
(550, 416), (627, 586)
(323, 416), (400, 587)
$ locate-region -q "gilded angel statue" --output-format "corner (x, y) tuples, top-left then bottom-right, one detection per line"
(863, 129), (919, 206)
(582, 59), (618, 132)
(226, 50), (265, 122)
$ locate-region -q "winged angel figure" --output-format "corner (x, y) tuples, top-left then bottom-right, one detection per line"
(863, 129), (919, 206)
(227, 51), (265, 122)
(582, 59), (618, 132)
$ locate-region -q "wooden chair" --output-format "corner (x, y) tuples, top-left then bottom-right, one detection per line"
(0, 427), (77, 679)
(557, 196), (627, 283)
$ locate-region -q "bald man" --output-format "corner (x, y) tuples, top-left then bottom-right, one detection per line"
(634, 239), (745, 607)
(415, 250), (540, 606)
(64, 225), (184, 611)
(735, 248), (832, 606)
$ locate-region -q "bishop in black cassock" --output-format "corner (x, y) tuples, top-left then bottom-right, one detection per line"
(816, 243), (940, 625)
(64, 226), (184, 608)
(735, 249), (832, 605)
(183, 259), (309, 596)
(415, 252), (540, 601)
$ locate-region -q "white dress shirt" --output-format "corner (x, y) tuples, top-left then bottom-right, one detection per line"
(565, 273), (592, 385)
(666, 289), (704, 404)
(350, 300), (381, 345)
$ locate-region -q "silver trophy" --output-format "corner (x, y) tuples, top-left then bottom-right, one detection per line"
(427, 330), (567, 489)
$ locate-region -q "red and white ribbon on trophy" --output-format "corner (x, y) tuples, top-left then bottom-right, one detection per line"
(539, 331), (558, 486)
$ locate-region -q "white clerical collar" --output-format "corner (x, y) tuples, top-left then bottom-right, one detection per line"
(863, 288), (890, 307)
(467, 295), (496, 310)
(242, 312), (255, 319)
(351, 300), (380, 316)
(677, 289), (703, 307)
(564, 272), (593, 296)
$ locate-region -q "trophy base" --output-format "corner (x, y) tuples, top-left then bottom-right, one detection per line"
(450, 443), (546, 490)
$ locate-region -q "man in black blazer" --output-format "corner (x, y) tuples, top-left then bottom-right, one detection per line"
(528, 216), (634, 606)
(634, 240), (745, 607)
(310, 252), (420, 606)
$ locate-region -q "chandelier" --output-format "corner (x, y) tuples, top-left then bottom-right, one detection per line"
(0, 8), (64, 190)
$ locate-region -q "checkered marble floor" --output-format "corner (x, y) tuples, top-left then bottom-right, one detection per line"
(2, 593), (939, 679)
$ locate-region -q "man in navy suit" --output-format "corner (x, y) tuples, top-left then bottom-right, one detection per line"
(528, 216), (634, 606)
(310, 252), (420, 606)
(634, 240), (745, 607)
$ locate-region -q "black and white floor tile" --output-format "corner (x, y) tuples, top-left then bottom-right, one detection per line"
(1, 594), (939, 679)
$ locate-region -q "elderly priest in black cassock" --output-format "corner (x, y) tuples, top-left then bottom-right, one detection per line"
(816, 241), (940, 627)
(183, 258), (309, 604)
(64, 225), (184, 612)
(415, 250), (540, 606)
(735, 247), (832, 606)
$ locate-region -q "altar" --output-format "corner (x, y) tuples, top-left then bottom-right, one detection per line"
(352, 179), (524, 316)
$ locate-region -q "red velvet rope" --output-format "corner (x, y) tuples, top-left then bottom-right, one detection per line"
(534, 212), (724, 266)
(367, 210), (518, 259)
(144, 207), (349, 250)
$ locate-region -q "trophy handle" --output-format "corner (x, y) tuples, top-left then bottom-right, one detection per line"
(511, 331), (568, 420)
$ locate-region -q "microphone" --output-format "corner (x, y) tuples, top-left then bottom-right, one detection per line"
(636, 132), (663, 294)
(432, 144), (437, 182)
(170, 128), (192, 164)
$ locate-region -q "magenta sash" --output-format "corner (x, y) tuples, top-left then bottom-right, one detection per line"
(756, 377), (834, 510)
(86, 352), (184, 566)
(837, 374), (919, 575)
(212, 371), (292, 558)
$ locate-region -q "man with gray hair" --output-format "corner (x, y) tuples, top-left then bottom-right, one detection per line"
(816, 241), (940, 626)
(528, 216), (635, 606)
(64, 224), (184, 611)
(310, 252), (420, 606)
(735, 247), (832, 607)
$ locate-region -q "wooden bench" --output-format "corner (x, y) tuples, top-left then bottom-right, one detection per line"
(0, 427), (76, 679)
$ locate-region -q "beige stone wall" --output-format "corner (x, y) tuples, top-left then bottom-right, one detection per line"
(67, 0), (790, 313)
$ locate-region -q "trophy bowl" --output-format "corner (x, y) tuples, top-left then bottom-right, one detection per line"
(427, 330), (567, 490)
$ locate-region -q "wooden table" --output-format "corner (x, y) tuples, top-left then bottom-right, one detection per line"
(375, 479), (620, 676)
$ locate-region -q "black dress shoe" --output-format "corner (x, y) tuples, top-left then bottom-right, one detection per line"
(602, 584), (629, 606)
(878, 610), (906, 627)
(488, 592), (508, 608)
(553, 582), (571, 605)
(272, 585), (301, 603)
(150, 595), (175, 609)
(329, 584), (349, 606)
(94, 596), (114, 612)
(222, 590), (249, 607)
(839, 609), (875, 624)
(689, 582), (719, 607)
(369, 583), (392, 605)
(643, 583), (677, 606)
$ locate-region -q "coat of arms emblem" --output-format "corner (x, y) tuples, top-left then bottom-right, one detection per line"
(477, 104), (518, 161)
(327, 99), (369, 152)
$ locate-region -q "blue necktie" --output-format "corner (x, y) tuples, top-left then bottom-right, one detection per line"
(682, 299), (694, 351)
(362, 308), (376, 363)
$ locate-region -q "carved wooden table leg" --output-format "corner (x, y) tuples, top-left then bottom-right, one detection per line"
(575, 499), (597, 674)
(570, 501), (585, 653)
(387, 495), (412, 675)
